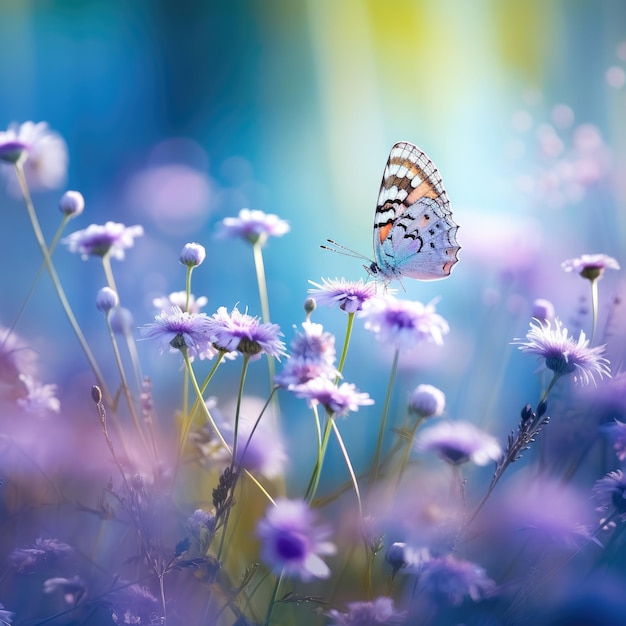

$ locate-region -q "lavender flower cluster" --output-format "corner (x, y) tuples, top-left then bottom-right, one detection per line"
(0, 120), (625, 626)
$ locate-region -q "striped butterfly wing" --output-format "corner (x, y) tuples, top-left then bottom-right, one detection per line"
(372, 142), (460, 281)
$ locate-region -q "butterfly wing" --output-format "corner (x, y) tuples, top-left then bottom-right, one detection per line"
(372, 142), (460, 281)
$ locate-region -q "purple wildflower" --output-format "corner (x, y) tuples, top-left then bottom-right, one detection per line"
(179, 241), (206, 267)
(152, 291), (208, 315)
(17, 374), (60, 416)
(418, 555), (496, 605)
(217, 208), (289, 245)
(593, 470), (626, 522)
(63, 221), (144, 260)
(207, 306), (286, 360)
(561, 253), (620, 281)
(513, 318), (611, 385)
(0, 121), (68, 193)
(409, 384), (446, 418)
(59, 190), (85, 217)
(291, 378), (374, 417)
(327, 596), (407, 625)
(308, 277), (379, 313)
(275, 321), (338, 387)
(360, 295), (449, 348)
(415, 420), (502, 466)
(256, 498), (336, 581)
(140, 307), (216, 360)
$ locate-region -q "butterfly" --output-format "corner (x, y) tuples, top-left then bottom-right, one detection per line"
(325, 142), (460, 283)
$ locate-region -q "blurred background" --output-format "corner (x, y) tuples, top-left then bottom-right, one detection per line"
(0, 0), (625, 481)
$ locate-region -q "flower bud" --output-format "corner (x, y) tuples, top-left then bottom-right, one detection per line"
(179, 242), (206, 267)
(96, 287), (119, 313)
(59, 190), (85, 217)
(409, 384), (446, 418)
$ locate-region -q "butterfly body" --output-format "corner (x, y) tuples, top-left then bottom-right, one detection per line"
(369, 142), (460, 282)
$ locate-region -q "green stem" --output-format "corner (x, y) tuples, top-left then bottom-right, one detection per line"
(590, 277), (599, 344)
(336, 312), (355, 379)
(263, 571), (284, 626)
(14, 164), (112, 405)
(252, 241), (276, 396)
(391, 414), (424, 497)
(178, 349), (274, 503)
(539, 371), (562, 405)
(0, 215), (70, 353)
(231, 355), (251, 467)
(252, 241), (271, 324)
(101, 254), (118, 293)
(177, 352), (225, 461)
(369, 347), (400, 491)
(105, 313), (151, 456)
(305, 411), (334, 504)
(331, 419), (362, 514)
(185, 266), (193, 312)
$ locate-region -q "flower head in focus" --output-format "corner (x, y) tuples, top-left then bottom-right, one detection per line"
(561, 253), (620, 281)
(415, 420), (502, 466)
(63, 222), (144, 260)
(308, 277), (379, 313)
(140, 307), (216, 360)
(361, 295), (449, 348)
(207, 306), (286, 360)
(256, 498), (336, 581)
(513, 318), (611, 385)
(0, 121), (68, 193)
(216, 208), (289, 245)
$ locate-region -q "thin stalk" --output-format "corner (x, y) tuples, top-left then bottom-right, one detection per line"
(0, 215), (69, 353)
(101, 253), (118, 293)
(231, 355), (251, 467)
(336, 312), (355, 379)
(14, 164), (112, 405)
(178, 352), (225, 456)
(391, 414), (424, 498)
(179, 349), (274, 503)
(263, 572), (284, 626)
(590, 277), (599, 344)
(104, 312), (151, 456)
(331, 419), (363, 515)
(252, 241), (271, 324)
(369, 347), (400, 492)
(305, 412), (334, 504)
(252, 241), (277, 394)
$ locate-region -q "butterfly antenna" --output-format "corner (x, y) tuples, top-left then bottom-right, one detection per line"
(321, 239), (370, 261)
